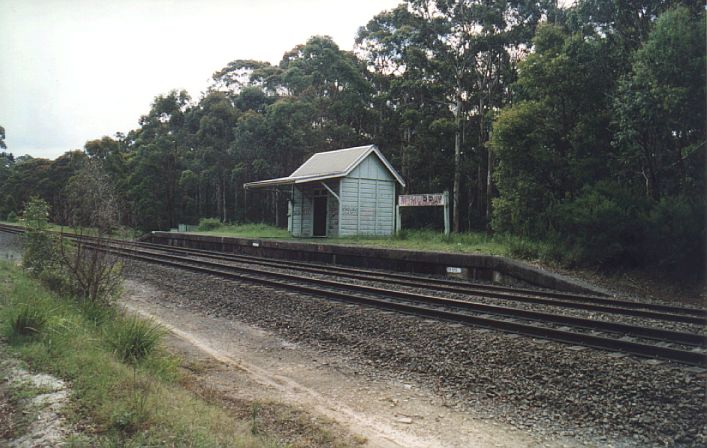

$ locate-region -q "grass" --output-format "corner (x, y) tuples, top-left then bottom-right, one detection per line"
(0, 220), (141, 240)
(106, 315), (165, 364)
(4, 217), (545, 260)
(0, 261), (277, 447)
(195, 223), (525, 256)
(192, 222), (290, 239)
(328, 229), (512, 255)
(9, 304), (48, 336)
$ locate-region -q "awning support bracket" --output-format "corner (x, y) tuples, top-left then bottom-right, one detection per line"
(320, 181), (340, 201)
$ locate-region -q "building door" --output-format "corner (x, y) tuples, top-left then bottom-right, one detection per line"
(313, 196), (327, 237)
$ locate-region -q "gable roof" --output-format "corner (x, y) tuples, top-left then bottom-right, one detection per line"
(243, 144), (405, 189)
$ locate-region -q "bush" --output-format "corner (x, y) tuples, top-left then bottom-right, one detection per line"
(10, 304), (47, 337)
(21, 197), (56, 276)
(38, 268), (72, 296)
(546, 183), (648, 267)
(6, 211), (17, 222)
(197, 217), (222, 231)
(107, 316), (165, 364)
(507, 238), (541, 260)
(642, 196), (704, 273)
(80, 300), (116, 327)
(393, 229), (409, 240)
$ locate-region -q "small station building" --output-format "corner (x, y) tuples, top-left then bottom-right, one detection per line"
(244, 144), (405, 237)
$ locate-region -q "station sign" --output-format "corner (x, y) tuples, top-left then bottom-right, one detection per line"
(398, 193), (446, 207)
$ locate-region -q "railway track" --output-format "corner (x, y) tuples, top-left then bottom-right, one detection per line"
(141, 240), (705, 325)
(2, 223), (705, 366)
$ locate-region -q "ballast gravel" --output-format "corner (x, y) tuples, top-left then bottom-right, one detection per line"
(158, 250), (705, 335)
(124, 261), (706, 447)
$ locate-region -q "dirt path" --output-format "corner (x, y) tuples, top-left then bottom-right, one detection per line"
(122, 279), (580, 448)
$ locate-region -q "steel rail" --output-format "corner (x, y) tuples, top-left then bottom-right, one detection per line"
(96, 243), (707, 366)
(137, 240), (705, 325)
(1, 223), (704, 323)
(90, 240), (705, 346)
(2, 222), (702, 365)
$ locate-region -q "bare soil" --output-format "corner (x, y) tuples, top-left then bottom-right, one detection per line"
(0, 382), (17, 440)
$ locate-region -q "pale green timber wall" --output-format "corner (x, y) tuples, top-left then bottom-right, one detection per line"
(291, 180), (340, 237)
(339, 154), (396, 236)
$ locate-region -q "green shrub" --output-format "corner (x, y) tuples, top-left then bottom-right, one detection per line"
(197, 217), (222, 231)
(38, 268), (71, 296)
(10, 304), (47, 337)
(642, 196), (704, 273)
(507, 238), (541, 260)
(80, 300), (116, 327)
(393, 229), (409, 240)
(21, 197), (56, 276)
(6, 211), (17, 222)
(546, 183), (648, 267)
(107, 316), (165, 364)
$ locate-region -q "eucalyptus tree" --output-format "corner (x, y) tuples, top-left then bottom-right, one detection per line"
(193, 91), (239, 222)
(211, 59), (284, 96)
(127, 90), (193, 230)
(358, 0), (546, 231)
(613, 5), (705, 201)
(490, 23), (619, 235)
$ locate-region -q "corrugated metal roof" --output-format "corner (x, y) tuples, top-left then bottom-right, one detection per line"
(290, 145), (373, 177)
(244, 144), (405, 189)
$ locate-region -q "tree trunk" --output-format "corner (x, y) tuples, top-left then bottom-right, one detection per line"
(234, 183), (238, 223)
(478, 95), (488, 225)
(486, 146), (494, 228)
(275, 190), (280, 227)
(453, 84), (462, 233)
(216, 181), (222, 222)
(222, 177), (227, 222)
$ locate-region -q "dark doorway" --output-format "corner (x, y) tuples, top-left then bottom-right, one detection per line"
(313, 196), (327, 237)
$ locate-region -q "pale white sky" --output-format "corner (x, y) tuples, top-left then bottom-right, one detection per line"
(0, 0), (400, 159)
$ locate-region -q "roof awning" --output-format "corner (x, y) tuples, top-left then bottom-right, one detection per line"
(243, 172), (347, 190)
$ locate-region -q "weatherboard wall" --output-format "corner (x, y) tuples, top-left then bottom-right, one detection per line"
(339, 153), (396, 237)
(290, 180), (340, 237)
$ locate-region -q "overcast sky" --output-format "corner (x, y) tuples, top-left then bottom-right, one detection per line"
(0, 0), (400, 159)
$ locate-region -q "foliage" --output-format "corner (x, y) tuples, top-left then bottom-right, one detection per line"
(9, 303), (48, 337)
(59, 161), (124, 305)
(106, 316), (165, 364)
(197, 217), (223, 231)
(0, 1), (702, 274)
(21, 197), (56, 275)
(612, 5), (705, 201)
(6, 211), (17, 222)
(0, 261), (275, 446)
(491, 4), (705, 272)
(545, 183), (649, 267)
(195, 222), (290, 238)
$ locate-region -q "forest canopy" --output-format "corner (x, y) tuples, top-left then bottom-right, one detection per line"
(1, 0), (704, 273)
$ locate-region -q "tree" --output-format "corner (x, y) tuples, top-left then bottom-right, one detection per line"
(357, 1), (545, 231)
(194, 92), (239, 222)
(21, 197), (54, 275)
(613, 5), (705, 200)
(126, 90), (193, 229)
(60, 160), (123, 304)
(491, 23), (617, 236)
